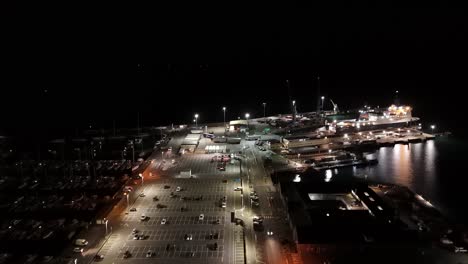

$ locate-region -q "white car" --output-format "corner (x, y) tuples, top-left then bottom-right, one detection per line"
(221, 201), (226, 208)
(74, 239), (88, 246)
(146, 250), (153, 258)
(199, 214), (204, 221)
(234, 187), (242, 191)
(161, 218), (167, 225)
(73, 247), (84, 253)
(132, 228), (138, 234)
(176, 186), (181, 192)
(140, 215), (147, 221)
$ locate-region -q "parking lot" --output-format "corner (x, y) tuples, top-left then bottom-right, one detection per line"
(166, 154), (241, 176)
(90, 140), (248, 264)
(126, 229), (225, 241)
(118, 244), (224, 259)
(122, 215), (226, 225)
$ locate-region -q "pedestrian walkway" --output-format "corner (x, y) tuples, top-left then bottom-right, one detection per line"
(96, 233), (120, 260)
(234, 228), (245, 264)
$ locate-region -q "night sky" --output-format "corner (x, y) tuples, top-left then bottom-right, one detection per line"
(2, 6), (467, 138)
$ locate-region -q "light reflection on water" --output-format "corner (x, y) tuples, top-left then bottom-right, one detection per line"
(325, 139), (451, 215)
(354, 142), (437, 196)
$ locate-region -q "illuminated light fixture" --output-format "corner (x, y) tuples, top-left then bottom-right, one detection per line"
(293, 174), (301, 182)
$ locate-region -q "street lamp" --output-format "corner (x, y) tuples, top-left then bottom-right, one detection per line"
(161, 151), (164, 160)
(262, 102), (266, 121)
(222, 107), (226, 129)
(321, 96), (325, 111)
(240, 193), (244, 215)
(245, 113), (250, 129)
(124, 192), (129, 207)
(139, 173), (143, 186)
(194, 114), (199, 127)
(104, 218), (108, 235)
(431, 125), (435, 132)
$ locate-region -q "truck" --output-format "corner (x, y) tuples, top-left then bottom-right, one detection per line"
(227, 137), (241, 144)
(213, 137), (227, 143)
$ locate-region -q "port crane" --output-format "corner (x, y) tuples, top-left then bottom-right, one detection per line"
(330, 99), (339, 114)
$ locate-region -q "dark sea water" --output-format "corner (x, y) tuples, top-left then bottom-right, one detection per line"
(318, 136), (468, 224)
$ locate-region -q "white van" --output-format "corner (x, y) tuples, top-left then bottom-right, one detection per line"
(74, 239), (88, 246)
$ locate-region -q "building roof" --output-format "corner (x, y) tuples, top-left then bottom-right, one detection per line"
(229, 120), (248, 126)
(281, 181), (412, 245)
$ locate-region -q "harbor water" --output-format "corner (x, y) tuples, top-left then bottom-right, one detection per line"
(318, 136), (468, 224)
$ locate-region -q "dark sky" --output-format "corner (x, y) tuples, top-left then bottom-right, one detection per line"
(2, 6), (467, 137)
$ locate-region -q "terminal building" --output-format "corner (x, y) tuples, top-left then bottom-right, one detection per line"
(278, 179), (419, 263)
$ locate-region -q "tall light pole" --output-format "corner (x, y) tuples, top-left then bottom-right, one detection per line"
(124, 193), (129, 208)
(431, 125), (435, 133)
(194, 114), (199, 127)
(262, 102), (266, 121)
(222, 107), (226, 129)
(321, 96), (325, 111)
(139, 173), (143, 186)
(104, 218), (108, 235)
(130, 141), (135, 163)
(245, 113), (250, 130)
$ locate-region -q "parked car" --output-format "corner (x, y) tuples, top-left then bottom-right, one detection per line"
(74, 239), (88, 246)
(130, 207), (137, 212)
(73, 247), (84, 253)
(161, 218), (167, 225)
(140, 215), (147, 221)
(199, 214), (204, 221)
(146, 250), (153, 258)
